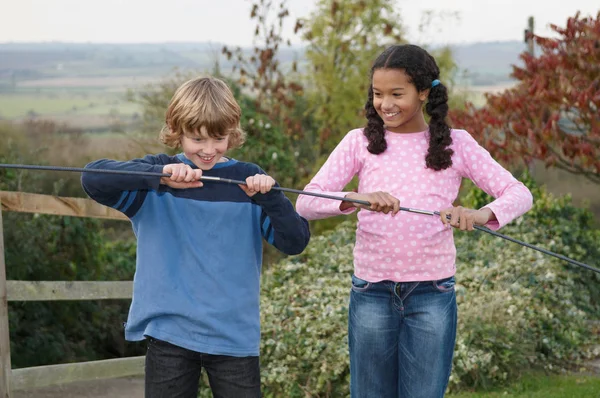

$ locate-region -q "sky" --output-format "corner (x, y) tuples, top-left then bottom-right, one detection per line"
(0, 0), (598, 46)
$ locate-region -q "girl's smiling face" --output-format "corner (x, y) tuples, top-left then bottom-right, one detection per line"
(372, 68), (429, 134)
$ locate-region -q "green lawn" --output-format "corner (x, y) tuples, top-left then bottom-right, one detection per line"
(450, 373), (600, 397)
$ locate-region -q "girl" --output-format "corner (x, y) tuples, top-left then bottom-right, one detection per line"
(295, 44), (533, 397)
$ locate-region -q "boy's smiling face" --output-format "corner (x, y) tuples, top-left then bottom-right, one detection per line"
(180, 126), (230, 170)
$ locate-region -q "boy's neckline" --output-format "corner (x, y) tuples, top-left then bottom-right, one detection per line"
(176, 153), (237, 169)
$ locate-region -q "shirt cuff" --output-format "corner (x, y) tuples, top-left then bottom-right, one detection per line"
(481, 204), (502, 230)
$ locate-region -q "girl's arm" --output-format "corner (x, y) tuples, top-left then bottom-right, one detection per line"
(455, 130), (533, 230)
(295, 130), (364, 220)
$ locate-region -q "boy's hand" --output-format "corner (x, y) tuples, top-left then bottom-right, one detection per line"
(342, 191), (400, 216)
(239, 174), (276, 197)
(161, 164), (203, 189)
(439, 206), (495, 231)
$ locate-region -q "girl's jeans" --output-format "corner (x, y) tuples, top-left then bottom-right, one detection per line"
(349, 275), (457, 398)
(144, 337), (261, 398)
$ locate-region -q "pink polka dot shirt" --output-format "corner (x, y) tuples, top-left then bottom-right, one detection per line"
(296, 128), (533, 282)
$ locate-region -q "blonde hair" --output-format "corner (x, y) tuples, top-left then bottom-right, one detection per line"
(160, 76), (246, 149)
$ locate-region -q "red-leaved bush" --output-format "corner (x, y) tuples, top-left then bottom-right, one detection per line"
(449, 12), (600, 183)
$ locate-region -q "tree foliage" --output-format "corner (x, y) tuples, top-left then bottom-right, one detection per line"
(222, 0), (305, 139)
(299, 0), (403, 154)
(300, 0), (464, 162)
(449, 12), (600, 183)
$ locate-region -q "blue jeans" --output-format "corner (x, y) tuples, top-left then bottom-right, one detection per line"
(349, 275), (457, 398)
(144, 337), (261, 398)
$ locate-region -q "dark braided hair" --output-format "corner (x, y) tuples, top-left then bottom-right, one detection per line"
(364, 44), (453, 170)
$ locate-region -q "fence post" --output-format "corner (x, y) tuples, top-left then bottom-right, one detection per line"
(0, 199), (12, 397)
(524, 16), (535, 56)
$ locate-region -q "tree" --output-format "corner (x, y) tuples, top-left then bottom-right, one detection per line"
(449, 12), (600, 183)
(221, 0), (320, 184)
(300, 0), (403, 155)
(222, 0), (304, 140)
(300, 0), (462, 159)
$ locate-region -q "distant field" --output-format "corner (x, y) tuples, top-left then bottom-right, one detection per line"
(0, 76), (512, 126)
(0, 69), (170, 132)
(16, 75), (161, 89)
(0, 94), (96, 118)
(0, 91), (143, 131)
(456, 82), (517, 108)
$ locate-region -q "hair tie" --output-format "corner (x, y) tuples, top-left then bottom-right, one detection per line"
(431, 79), (441, 88)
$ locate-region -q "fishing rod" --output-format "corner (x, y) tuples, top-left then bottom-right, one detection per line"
(0, 163), (364, 204)
(1, 163), (598, 274)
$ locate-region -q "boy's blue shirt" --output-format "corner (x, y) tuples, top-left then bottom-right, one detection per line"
(81, 153), (310, 356)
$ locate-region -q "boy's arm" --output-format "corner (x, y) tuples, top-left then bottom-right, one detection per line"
(81, 155), (166, 216)
(252, 189), (310, 255)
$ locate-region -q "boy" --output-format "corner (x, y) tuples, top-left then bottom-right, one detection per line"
(81, 76), (310, 397)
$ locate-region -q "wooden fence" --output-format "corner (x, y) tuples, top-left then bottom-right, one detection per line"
(0, 191), (144, 397)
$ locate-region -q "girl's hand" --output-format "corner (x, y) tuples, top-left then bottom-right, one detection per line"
(439, 206), (495, 231)
(239, 174), (276, 197)
(342, 192), (400, 216)
(161, 164), (203, 189)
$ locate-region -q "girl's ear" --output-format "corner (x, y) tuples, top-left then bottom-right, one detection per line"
(419, 89), (430, 102)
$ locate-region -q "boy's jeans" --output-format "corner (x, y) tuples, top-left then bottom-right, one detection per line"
(349, 275), (457, 398)
(144, 337), (261, 398)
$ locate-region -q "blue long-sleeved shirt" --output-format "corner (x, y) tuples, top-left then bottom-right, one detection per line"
(81, 153), (310, 356)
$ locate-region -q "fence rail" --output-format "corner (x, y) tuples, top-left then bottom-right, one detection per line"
(10, 356), (145, 391)
(6, 281), (133, 302)
(0, 191), (141, 397)
(0, 191), (127, 220)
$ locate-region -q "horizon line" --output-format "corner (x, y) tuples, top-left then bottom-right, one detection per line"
(0, 39), (526, 47)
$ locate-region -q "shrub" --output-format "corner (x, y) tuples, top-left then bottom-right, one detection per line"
(255, 177), (599, 396)
(2, 139), (143, 367)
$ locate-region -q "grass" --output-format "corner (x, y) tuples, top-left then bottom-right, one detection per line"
(449, 373), (600, 397)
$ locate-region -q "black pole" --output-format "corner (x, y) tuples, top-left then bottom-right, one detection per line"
(0, 163), (370, 205)
(0, 163), (597, 274)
